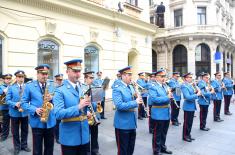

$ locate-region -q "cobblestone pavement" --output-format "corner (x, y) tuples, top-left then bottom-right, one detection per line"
(1, 101), (235, 155)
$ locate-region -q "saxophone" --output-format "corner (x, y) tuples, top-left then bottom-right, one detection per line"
(0, 78), (16, 104)
(40, 83), (53, 122)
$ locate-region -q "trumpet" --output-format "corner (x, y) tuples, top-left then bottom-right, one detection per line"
(130, 81), (148, 117)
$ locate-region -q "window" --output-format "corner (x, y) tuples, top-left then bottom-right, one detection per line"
(152, 50), (157, 72)
(197, 7), (206, 25)
(38, 40), (59, 79)
(174, 9), (183, 27)
(227, 52), (230, 72)
(173, 45), (188, 74)
(126, 0), (138, 6)
(84, 45), (99, 73)
(0, 38), (2, 75)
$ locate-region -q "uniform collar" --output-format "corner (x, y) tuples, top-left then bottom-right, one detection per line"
(120, 80), (128, 87)
(68, 80), (79, 89)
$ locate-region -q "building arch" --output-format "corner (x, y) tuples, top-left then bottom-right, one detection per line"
(172, 44), (188, 74)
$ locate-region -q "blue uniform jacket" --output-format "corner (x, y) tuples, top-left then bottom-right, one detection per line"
(136, 79), (148, 97)
(21, 80), (56, 129)
(148, 82), (170, 120)
(222, 77), (233, 95)
(93, 78), (105, 100)
(112, 80), (138, 130)
(197, 80), (211, 105)
(181, 82), (197, 111)
(6, 83), (28, 117)
(0, 84), (9, 110)
(211, 80), (223, 100)
(168, 78), (181, 101)
(147, 80), (156, 106)
(53, 80), (89, 146)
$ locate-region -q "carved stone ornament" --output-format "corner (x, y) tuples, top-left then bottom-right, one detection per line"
(90, 29), (99, 42)
(45, 18), (56, 35)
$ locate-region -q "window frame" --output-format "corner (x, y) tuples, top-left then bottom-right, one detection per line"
(197, 7), (207, 25)
(174, 8), (183, 27)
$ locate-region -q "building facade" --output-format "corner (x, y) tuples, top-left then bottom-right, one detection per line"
(150, 0), (235, 78)
(0, 0), (156, 101)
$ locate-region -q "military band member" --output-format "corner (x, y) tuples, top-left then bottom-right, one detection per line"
(54, 74), (63, 144)
(168, 72), (181, 126)
(21, 64), (56, 155)
(0, 73), (12, 141)
(148, 69), (172, 155)
(181, 72), (200, 142)
(136, 72), (148, 120)
(197, 72), (213, 131)
(112, 66), (143, 155)
(6, 70), (31, 155)
(211, 72), (224, 122)
(82, 71), (101, 155)
(53, 59), (90, 155)
(222, 72), (233, 115)
(147, 72), (156, 134)
(93, 71), (106, 119)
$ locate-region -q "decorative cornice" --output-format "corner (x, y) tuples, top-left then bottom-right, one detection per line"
(2, 0), (156, 35)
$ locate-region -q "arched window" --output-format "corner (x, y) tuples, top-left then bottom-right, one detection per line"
(38, 40), (59, 79)
(152, 50), (157, 72)
(0, 37), (3, 75)
(84, 45), (99, 73)
(195, 43), (211, 77)
(172, 45), (188, 74)
(231, 54), (233, 78)
(223, 52), (225, 72)
(227, 52), (230, 72)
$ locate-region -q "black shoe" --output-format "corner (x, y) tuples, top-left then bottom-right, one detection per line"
(21, 147), (31, 152)
(190, 137), (195, 140)
(172, 122), (179, 126)
(200, 127), (210, 131)
(183, 137), (192, 142)
(225, 112), (232, 115)
(161, 149), (172, 154)
(214, 119), (224, 122)
(101, 117), (107, 119)
(14, 149), (20, 155)
(138, 117), (143, 120)
(153, 152), (162, 155)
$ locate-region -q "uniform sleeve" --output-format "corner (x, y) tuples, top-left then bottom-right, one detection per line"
(181, 85), (198, 101)
(112, 88), (138, 110)
(0, 85), (4, 95)
(148, 86), (169, 105)
(53, 89), (81, 120)
(168, 80), (175, 89)
(21, 84), (37, 115)
(6, 86), (17, 108)
(211, 81), (218, 91)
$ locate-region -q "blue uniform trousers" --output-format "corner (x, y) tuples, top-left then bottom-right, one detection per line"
(224, 95), (232, 113)
(32, 127), (54, 155)
(11, 116), (29, 150)
(170, 101), (180, 123)
(183, 111), (194, 139)
(152, 120), (170, 154)
(61, 143), (89, 155)
(213, 100), (222, 121)
(0, 110), (10, 140)
(199, 105), (209, 129)
(115, 128), (136, 155)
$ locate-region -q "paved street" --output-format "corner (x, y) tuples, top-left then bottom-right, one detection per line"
(1, 101), (235, 155)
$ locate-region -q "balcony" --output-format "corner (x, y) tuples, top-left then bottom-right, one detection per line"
(123, 2), (142, 19)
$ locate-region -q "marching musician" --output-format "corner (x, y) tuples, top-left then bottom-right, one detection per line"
(147, 72), (156, 134)
(181, 72), (200, 142)
(197, 72), (213, 131)
(112, 66), (142, 155)
(211, 72), (224, 122)
(93, 71), (106, 119)
(6, 70), (31, 155)
(21, 64), (56, 155)
(168, 72), (181, 126)
(111, 72), (121, 89)
(0, 73), (12, 141)
(136, 72), (148, 120)
(222, 72), (233, 115)
(148, 69), (172, 155)
(53, 59), (90, 155)
(54, 74), (64, 144)
(82, 71), (101, 155)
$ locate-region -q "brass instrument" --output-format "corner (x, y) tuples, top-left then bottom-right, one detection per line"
(0, 78), (16, 104)
(164, 84), (180, 109)
(207, 82), (217, 99)
(82, 87), (101, 126)
(40, 83), (53, 122)
(96, 102), (103, 113)
(131, 81), (148, 117)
